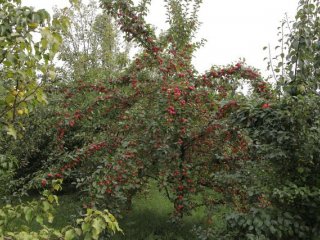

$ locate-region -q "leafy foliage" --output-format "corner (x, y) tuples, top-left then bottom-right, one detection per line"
(228, 1), (320, 239)
(0, 179), (122, 240)
(54, 0), (129, 81)
(0, 0), (68, 137)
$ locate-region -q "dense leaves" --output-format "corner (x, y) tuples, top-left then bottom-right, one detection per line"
(0, 0), (69, 137)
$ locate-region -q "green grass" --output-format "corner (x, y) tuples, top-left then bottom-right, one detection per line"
(52, 193), (83, 229)
(113, 186), (199, 240)
(111, 184), (229, 240)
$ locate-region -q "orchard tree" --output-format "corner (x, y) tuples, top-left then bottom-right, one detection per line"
(34, 0), (271, 222)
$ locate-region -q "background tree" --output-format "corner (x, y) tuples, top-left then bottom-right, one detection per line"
(228, 0), (320, 238)
(54, 0), (130, 82)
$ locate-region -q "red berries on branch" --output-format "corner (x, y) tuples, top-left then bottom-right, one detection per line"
(41, 179), (47, 188)
(168, 106), (177, 115)
(262, 103), (270, 109)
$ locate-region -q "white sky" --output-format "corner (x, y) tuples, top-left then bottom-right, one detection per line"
(22, 0), (297, 77)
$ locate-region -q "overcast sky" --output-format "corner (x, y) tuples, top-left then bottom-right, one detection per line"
(22, 0), (298, 77)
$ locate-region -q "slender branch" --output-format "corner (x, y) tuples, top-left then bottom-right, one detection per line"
(0, 50), (7, 65)
(285, 13), (292, 34)
(164, 185), (173, 202)
(294, 36), (301, 82)
(281, 22), (285, 81)
(268, 43), (278, 82)
(184, 116), (217, 149)
(12, 79), (19, 122)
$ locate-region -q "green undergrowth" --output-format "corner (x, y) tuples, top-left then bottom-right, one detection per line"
(1, 183), (229, 239)
(111, 183), (229, 239)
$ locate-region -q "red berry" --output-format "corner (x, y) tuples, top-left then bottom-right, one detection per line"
(262, 103), (270, 109)
(41, 179), (47, 187)
(69, 120), (75, 127)
(55, 173), (63, 178)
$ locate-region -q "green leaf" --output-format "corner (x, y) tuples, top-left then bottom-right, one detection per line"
(48, 194), (55, 203)
(297, 167), (304, 173)
(65, 229), (76, 240)
(36, 215), (44, 225)
(81, 222), (90, 233)
(69, 0), (79, 6)
(84, 232), (92, 240)
(48, 70), (56, 80)
(74, 227), (82, 236)
(23, 207), (33, 223)
(47, 212), (54, 223)
(42, 200), (50, 211)
(5, 125), (17, 139)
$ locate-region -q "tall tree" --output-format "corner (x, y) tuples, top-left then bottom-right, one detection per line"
(54, 0), (129, 82)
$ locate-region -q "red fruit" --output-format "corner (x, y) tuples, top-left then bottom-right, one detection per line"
(211, 71), (218, 78)
(55, 173), (63, 178)
(173, 170), (180, 176)
(146, 37), (154, 43)
(47, 173), (53, 178)
(180, 118), (188, 123)
(106, 189), (112, 194)
(229, 100), (237, 106)
(174, 87), (181, 95)
(131, 79), (138, 88)
(69, 120), (75, 127)
(177, 204), (184, 210)
(167, 106), (176, 115)
(262, 103), (270, 109)
(178, 73), (185, 78)
(180, 127), (186, 134)
(180, 100), (186, 106)
(227, 68), (235, 74)
(41, 179), (47, 187)
(152, 46), (160, 53)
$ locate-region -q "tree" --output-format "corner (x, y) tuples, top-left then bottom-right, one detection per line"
(0, 0), (67, 138)
(33, 0), (268, 222)
(54, 0), (129, 82)
(228, 0), (320, 238)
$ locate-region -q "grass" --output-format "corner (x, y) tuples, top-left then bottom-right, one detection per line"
(51, 193), (83, 229)
(1, 183), (229, 239)
(113, 185), (201, 240)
